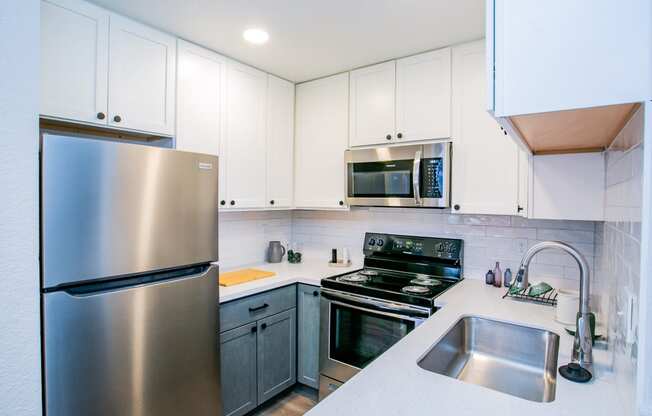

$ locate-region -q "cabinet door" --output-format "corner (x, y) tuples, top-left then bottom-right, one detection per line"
(295, 73), (349, 208)
(297, 285), (320, 389)
(396, 48), (451, 142)
(176, 40), (227, 156)
(224, 62), (268, 208)
(349, 61), (396, 147)
(451, 40), (518, 215)
(108, 14), (176, 135)
(266, 75), (295, 208)
(41, 0), (109, 125)
(220, 323), (258, 416)
(491, 0), (650, 116)
(257, 308), (296, 405)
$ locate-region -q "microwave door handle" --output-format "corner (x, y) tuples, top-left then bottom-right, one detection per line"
(413, 150), (422, 205)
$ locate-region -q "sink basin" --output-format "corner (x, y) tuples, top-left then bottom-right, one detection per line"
(417, 316), (560, 402)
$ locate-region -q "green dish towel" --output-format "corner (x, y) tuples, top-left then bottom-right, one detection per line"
(528, 282), (553, 297)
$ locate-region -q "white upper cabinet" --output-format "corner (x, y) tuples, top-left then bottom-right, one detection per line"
(349, 49), (453, 147)
(108, 15), (176, 135)
(396, 48), (451, 142)
(349, 61), (396, 147)
(266, 75), (295, 209)
(451, 40), (519, 216)
(176, 40), (227, 156)
(295, 73), (349, 209)
(40, 0), (176, 136)
(223, 62), (268, 209)
(489, 0), (651, 117)
(41, 0), (109, 125)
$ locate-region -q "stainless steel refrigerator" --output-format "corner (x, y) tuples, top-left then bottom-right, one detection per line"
(41, 133), (221, 416)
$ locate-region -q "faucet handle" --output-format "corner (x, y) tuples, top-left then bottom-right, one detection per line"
(514, 267), (528, 290)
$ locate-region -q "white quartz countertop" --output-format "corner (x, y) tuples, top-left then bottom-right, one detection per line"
(215, 256), (363, 303)
(307, 278), (622, 416)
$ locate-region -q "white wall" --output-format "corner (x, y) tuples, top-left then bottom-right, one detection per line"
(594, 106), (646, 416)
(0, 1), (42, 415)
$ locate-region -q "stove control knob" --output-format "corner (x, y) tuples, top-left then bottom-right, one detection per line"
(368, 238), (376, 246)
(376, 239), (384, 247)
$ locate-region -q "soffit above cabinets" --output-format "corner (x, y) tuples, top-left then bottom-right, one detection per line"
(507, 103), (641, 155)
(86, 0), (484, 82)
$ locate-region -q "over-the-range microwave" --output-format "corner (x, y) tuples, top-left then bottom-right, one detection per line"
(345, 142), (451, 208)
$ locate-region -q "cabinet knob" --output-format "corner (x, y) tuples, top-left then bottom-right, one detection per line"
(230, 200), (235, 206)
(113, 115), (122, 123)
(397, 133), (403, 139)
(251, 326), (257, 333)
(313, 290), (319, 297)
(261, 323), (267, 330)
(96, 112), (106, 120)
(386, 134), (392, 140)
(220, 200), (226, 206)
(270, 200), (275, 205)
(517, 205), (524, 212)
(339, 200), (344, 206)
(454, 204), (460, 211)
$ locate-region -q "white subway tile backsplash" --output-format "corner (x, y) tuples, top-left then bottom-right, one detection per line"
(291, 208), (597, 283)
(536, 228), (595, 244)
(485, 226), (537, 239)
(594, 106), (644, 415)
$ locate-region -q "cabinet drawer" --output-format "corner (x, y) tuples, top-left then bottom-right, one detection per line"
(220, 285), (296, 332)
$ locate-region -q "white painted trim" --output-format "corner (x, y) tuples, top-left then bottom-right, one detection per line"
(637, 101), (652, 416)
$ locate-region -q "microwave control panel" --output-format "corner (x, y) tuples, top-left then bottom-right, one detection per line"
(421, 158), (443, 198)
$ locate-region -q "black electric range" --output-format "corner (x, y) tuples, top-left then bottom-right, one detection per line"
(321, 232), (464, 309)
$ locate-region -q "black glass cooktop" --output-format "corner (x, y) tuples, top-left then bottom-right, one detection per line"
(321, 267), (458, 308)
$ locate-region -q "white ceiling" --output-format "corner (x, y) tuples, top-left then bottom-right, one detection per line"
(89, 0), (485, 83)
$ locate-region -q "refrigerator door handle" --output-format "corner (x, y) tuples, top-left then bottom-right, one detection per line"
(59, 264), (215, 298)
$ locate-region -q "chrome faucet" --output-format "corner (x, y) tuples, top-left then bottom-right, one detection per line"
(516, 241), (594, 381)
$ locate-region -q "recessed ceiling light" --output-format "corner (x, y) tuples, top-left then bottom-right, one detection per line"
(243, 28), (269, 45)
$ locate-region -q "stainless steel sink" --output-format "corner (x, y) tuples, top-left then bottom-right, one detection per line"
(417, 316), (560, 402)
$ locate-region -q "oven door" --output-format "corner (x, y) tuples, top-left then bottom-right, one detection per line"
(345, 145), (422, 207)
(319, 289), (430, 383)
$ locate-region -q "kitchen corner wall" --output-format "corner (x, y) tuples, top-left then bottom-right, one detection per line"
(219, 211), (292, 269)
(594, 106), (645, 415)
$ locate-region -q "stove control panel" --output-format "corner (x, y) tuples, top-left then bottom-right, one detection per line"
(363, 233), (462, 261)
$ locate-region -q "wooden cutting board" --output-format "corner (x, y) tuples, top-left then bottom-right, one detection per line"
(219, 268), (276, 287)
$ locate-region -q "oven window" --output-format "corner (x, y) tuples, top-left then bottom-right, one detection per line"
(329, 303), (415, 369)
(348, 160), (414, 198)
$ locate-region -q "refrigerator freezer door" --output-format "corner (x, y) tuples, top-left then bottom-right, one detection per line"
(43, 265), (221, 416)
(41, 134), (219, 288)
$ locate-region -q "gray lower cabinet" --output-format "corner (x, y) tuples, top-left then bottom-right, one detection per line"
(257, 308), (297, 404)
(220, 322), (258, 416)
(219, 286), (298, 416)
(297, 284), (321, 388)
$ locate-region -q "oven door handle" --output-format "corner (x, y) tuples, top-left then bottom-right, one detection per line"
(413, 150), (422, 206)
(321, 288), (431, 318)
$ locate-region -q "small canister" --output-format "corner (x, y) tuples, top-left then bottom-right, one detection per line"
(556, 289), (580, 325)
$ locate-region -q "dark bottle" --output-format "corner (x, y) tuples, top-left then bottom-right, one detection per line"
(485, 270), (495, 285)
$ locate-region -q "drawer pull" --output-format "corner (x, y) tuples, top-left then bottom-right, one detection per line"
(248, 303), (269, 312)
(313, 290), (319, 297)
